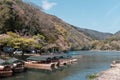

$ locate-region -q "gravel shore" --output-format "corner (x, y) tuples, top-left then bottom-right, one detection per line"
(95, 63), (120, 80)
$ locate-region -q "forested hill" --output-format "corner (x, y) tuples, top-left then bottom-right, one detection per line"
(0, 0), (92, 51)
(75, 27), (113, 40)
(0, 0), (120, 51)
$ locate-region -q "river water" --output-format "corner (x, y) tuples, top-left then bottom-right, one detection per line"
(1, 51), (120, 80)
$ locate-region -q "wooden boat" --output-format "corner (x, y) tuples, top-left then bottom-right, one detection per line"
(25, 55), (60, 71)
(6, 58), (25, 73)
(59, 59), (71, 66)
(0, 59), (12, 77)
(0, 65), (13, 77)
(25, 61), (58, 71)
(25, 53), (77, 70)
(53, 54), (77, 66)
(70, 58), (77, 63)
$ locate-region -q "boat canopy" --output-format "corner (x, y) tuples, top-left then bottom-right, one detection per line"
(6, 58), (23, 64)
(27, 55), (54, 61)
(27, 54), (69, 61)
(53, 54), (68, 59)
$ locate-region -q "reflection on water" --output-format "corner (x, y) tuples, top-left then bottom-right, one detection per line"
(1, 51), (120, 80)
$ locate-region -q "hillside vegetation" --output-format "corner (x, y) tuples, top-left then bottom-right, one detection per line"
(0, 0), (92, 51)
(89, 36), (120, 50)
(75, 27), (113, 40)
(0, 0), (120, 51)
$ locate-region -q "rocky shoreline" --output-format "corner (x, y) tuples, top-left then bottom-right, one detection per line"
(95, 61), (120, 80)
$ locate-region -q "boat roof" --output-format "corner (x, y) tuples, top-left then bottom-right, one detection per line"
(53, 54), (68, 59)
(27, 55), (54, 61)
(0, 59), (5, 65)
(6, 58), (23, 64)
(27, 54), (69, 61)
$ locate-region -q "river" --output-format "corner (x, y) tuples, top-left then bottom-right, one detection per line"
(1, 51), (120, 80)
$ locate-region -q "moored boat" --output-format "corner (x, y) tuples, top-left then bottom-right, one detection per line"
(25, 55), (59, 71)
(25, 53), (77, 70)
(6, 58), (25, 73)
(53, 53), (77, 66)
(0, 59), (13, 77)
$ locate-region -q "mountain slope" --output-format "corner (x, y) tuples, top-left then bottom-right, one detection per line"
(0, 0), (92, 50)
(114, 31), (120, 37)
(74, 27), (113, 40)
(89, 30), (120, 50)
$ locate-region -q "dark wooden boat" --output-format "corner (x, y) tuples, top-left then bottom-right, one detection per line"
(0, 59), (12, 77)
(6, 58), (24, 73)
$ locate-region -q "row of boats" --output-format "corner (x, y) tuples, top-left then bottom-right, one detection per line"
(0, 58), (24, 77)
(0, 53), (77, 78)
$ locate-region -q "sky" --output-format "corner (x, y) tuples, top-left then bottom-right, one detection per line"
(24, 0), (120, 33)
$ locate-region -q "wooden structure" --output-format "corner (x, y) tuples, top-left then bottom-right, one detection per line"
(0, 59), (12, 77)
(25, 53), (77, 70)
(53, 54), (71, 66)
(6, 58), (25, 73)
(25, 55), (60, 71)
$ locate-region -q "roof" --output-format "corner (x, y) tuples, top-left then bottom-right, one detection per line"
(53, 54), (68, 59)
(6, 58), (23, 64)
(27, 53), (69, 61)
(27, 55), (54, 61)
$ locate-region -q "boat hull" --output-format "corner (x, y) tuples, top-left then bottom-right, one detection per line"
(24, 62), (58, 71)
(13, 67), (25, 73)
(0, 70), (12, 77)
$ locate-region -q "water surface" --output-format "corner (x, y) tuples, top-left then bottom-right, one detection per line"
(2, 51), (120, 80)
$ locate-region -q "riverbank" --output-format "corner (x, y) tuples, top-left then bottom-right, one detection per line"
(95, 61), (120, 80)
(90, 50), (120, 52)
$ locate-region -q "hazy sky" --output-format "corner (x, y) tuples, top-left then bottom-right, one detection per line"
(25, 0), (120, 33)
